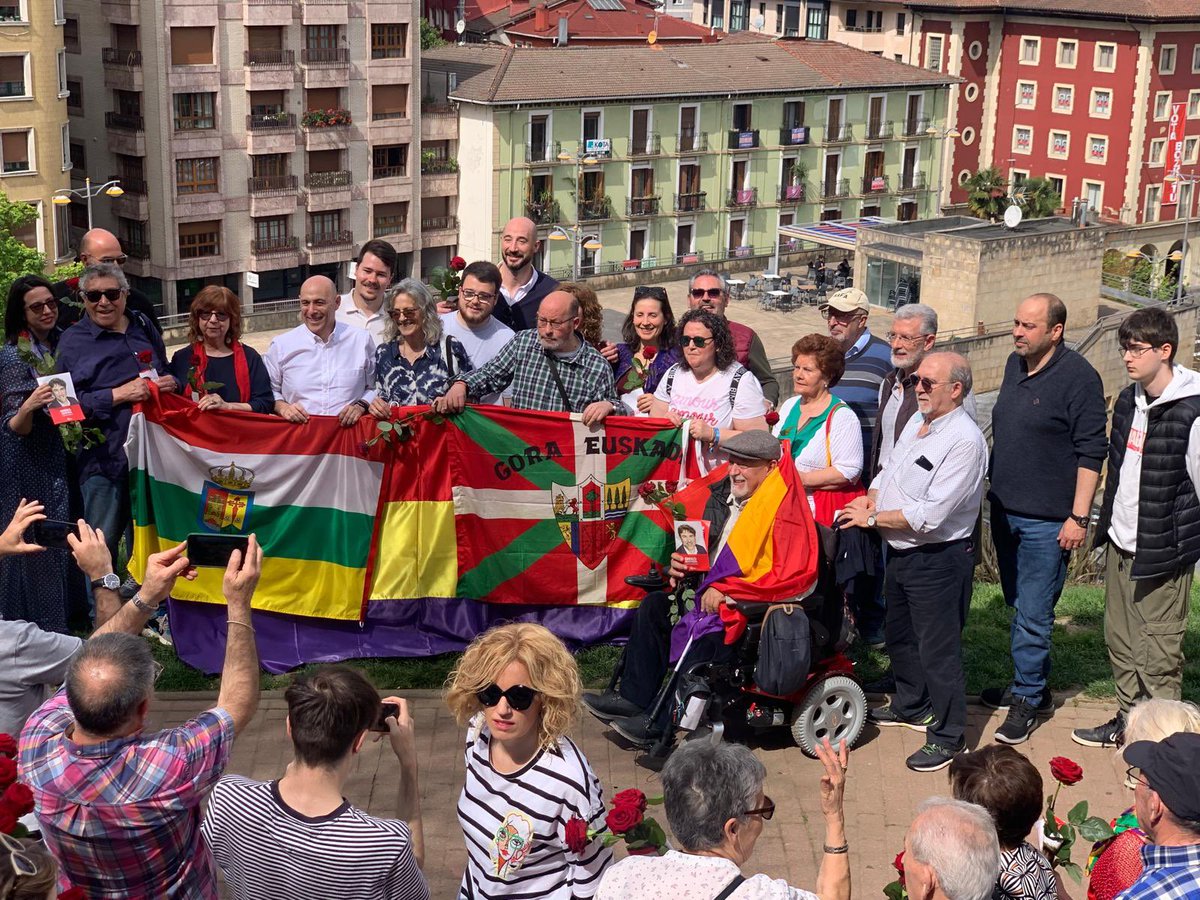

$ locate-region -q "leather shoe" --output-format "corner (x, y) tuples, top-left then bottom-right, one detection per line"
(582, 690), (642, 723)
(611, 714), (666, 748)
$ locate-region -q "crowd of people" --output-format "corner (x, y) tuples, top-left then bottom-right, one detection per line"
(1, 213), (1198, 899)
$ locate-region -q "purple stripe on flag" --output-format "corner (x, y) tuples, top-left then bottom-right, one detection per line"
(697, 544), (742, 595)
(668, 606), (725, 663)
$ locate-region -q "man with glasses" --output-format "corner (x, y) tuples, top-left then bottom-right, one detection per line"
(839, 352), (986, 772)
(685, 270), (779, 408)
(53, 228), (162, 332)
(337, 239), (397, 346)
(432, 290), (622, 424)
(492, 216), (561, 331)
(987, 293), (1107, 746)
(440, 260), (514, 405)
(1074, 307), (1200, 749)
(54, 263), (175, 580)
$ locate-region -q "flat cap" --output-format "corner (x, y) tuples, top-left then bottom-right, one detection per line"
(723, 430), (781, 462)
(819, 287), (870, 313)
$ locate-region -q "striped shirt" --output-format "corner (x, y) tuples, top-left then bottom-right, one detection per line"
(201, 776), (429, 900)
(838, 330), (893, 480)
(457, 715), (613, 899)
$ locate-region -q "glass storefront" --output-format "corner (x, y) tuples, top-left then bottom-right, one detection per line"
(864, 255), (921, 309)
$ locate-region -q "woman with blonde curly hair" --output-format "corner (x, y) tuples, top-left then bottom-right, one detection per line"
(446, 623), (613, 899)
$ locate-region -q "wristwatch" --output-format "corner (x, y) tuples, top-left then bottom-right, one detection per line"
(90, 572), (121, 591)
(1070, 514), (1089, 529)
(866, 514), (878, 528)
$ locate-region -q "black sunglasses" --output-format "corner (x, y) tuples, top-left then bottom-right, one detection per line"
(689, 287), (724, 299)
(743, 795), (775, 820)
(81, 288), (125, 303)
(634, 287), (668, 301)
(476, 683), (540, 711)
(680, 335), (711, 348)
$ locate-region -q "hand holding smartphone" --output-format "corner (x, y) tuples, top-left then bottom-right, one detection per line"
(370, 702), (400, 733)
(30, 519), (80, 551)
(186, 533), (250, 568)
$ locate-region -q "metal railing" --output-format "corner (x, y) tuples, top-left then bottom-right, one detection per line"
(823, 123), (852, 143)
(248, 174), (297, 194)
(251, 235), (298, 254)
(727, 129), (759, 149)
(244, 49), (294, 68)
(372, 165), (407, 180)
(677, 129), (707, 152)
(373, 215), (407, 235)
(626, 196), (660, 217)
(300, 48), (349, 65)
(304, 170), (352, 190)
(526, 198), (560, 225)
(897, 171), (927, 192)
(306, 230), (353, 248)
(902, 116), (931, 137)
(629, 133), (661, 156)
(821, 178), (851, 199)
(102, 48), (142, 67)
(105, 111), (144, 131)
(779, 183), (807, 202)
(124, 242), (150, 259)
(861, 174), (890, 194)
(673, 191), (706, 212)
(421, 215), (457, 231)
(247, 112), (295, 131)
(727, 187), (758, 208)
(118, 176), (148, 195)
(578, 197), (612, 221)
(866, 119), (893, 140)
(779, 126), (809, 146)
(726, 245), (755, 259)
(525, 140), (560, 163)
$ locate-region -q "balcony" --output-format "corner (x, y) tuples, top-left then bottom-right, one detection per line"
(299, 0), (349, 26)
(102, 47), (141, 66)
(727, 187), (758, 208)
(897, 171), (927, 193)
(303, 170), (351, 210)
(902, 117), (931, 137)
(727, 245), (755, 260)
(526, 198), (561, 226)
(629, 133), (661, 157)
(421, 215), (458, 249)
(102, 47), (143, 90)
(821, 178), (852, 200)
(248, 174), (297, 194)
(305, 229), (353, 265)
(100, 0), (139, 25)
(578, 196), (612, 222)
(421, 102), (457, 141)
(677, 129), (708, 153)
(422, 171), (457, 197)
(779, 126), (810, 146)
(823, 123), (853, 144)
(861, 174), (890, 195)
(626, 196), (660, 217)
(244, 0), (294, 26)
(778, 183), (808, 203)
(370, 113), (411, 143)
(305, 170), (351, 190)
(124, 241), (150, 260)
(303, 120), (351, 151)
(866, 120), (893, 141)
(250, 235), (301, 269)
(245, 48), (295, 89)
(300, 48), (349, 87)
(525, 140), (560, 164)
(371, 165), (409, 201)
(673, 191), (706, 213)
(104, 111), (145, 156)
(246, 113), (296, 154)
(727, 129), (759, 150)
(111, 190), (148, 221)
(373, 213), (408, 239)
(249, 175), (298, 216)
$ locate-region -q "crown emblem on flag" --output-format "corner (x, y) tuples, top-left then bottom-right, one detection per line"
(209, 462), (255, 490)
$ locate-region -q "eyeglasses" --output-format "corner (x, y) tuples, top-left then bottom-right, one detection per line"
(0, 831), (39, 879)
(461, 289), (497, 304)
(476, 683), (540, 711)
(389, 309), (421, 322)
(81, 288), (125, 304)
(536, 316), (573, 328)
(96, 255), (128, 265)
(917, 377), (957, 392)
(1124, 765), (1149, 791)
(196, 310), (230, 322)
(680, 335), (712, 348)
(1118, 343), (1160, 358)
(743, 795), (775, 821)
(689, 287), (725, 299)
(886, 332), (928, 346)
(26, 298), (58, 314)
(821, 308), (865, 321)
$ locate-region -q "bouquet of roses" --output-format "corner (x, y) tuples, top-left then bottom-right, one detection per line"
(1042, 756), (1113, 883)
(0, 733), (35, 838)
(565, 788), (667, 857)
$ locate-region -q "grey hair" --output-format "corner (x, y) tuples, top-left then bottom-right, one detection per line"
(79, 262), (129, 294)
(928, 351), (974, 397)
(894, 303), (938, 335)
(660, 740), (766, 852)
(383, 278), (443, 345)
(688, 268), (729, 295)
(909, 798), (1000, 900)
(65, 632), (155, 736)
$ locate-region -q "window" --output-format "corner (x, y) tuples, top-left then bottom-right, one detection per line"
(309, 211), (343, 239)
(1057, 39), (1076, 67)
(1189, 90), (1200, 119)
(1193, 44), (1200, 73)
(117, 154), (145, 193)
(896, 12), (905, 34)
(372, 84), (406, 121)
(11, 202), (39, 251)
(56, 49), (67, 97)
(1186, 136), (1199, 164)
(782, 99), (804, 128)
(372, 202), (408, 237)
(1019, 36), (1040, 64)
(53, 0), (64, 22)
(776, 4), (783, 33)
(1048, 130), (1069, 159)
(844, 8), (856, 27)
(66, 79), (81, 112)
(372, 144), (407, 178)
(0, 130), (31, 173)
(173, 93), (215, 130)
(1053, 84), (1073, 113)
(60, 122), (70, 171)
(176, 157), (218, 194)
(0, 2), (24, 23)
(253, 216), (289, 244)
(582, 110), (601, 143)
(1013, 125), (1032, 154)
(1048, 175), (1065, 198)
(170, 27), (214, 66)
(926, 34), (943, 72)
(1154, 91), (1172, 120)
(63, 17), (79, 52)
(1159, 44), (1176, 74)
(53, 202), (71, 261)
(0, 54), (28, 98)
(1148, 139), (1165, 165)
(1016, 80), (1036, 108)
(1095, 42), (1116, 72)
(1144, 184), (1161, 223)
(370, 24), (407, 59)
(805, 2), (827, 40)
(69, 141), (85, 172)
(178, 221), (220, 258)
(1087, 134), (1108, 164)
(1091, 88), (1111, 118)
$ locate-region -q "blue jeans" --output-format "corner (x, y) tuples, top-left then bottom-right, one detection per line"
(991, 504), (1069, 702)
(81, 474), (131, 611)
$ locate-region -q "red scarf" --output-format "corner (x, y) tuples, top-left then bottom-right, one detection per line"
(192, 341), (251, 403)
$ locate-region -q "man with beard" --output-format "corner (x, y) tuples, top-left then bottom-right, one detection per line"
(492, 217), (560, 331)
(337, 239), (397, 346)
(683, 270), (778, 408)
(264, 276), (375, 426)
(439, 261), (514, 405)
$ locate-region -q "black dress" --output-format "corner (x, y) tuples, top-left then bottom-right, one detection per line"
(169, 344), (276, 414)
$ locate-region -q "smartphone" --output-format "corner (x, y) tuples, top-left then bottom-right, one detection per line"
(31, 519), (79, 550)
(186, 533), (249, 568)
(370, 702), (400, 733)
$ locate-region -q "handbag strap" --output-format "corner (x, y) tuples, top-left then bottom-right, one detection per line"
(714, 874), (746, 900)
(543, 349), (573, 411)
(824, 399), (846, 467)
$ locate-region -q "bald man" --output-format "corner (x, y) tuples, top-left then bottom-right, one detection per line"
(263, 276), (375, 426)
(839, 351), (987, 773)
(53, 228), (162, 331)
(492, 216), (560, 331)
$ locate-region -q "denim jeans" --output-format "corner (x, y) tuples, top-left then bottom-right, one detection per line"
(81, 474), (131, 613)
(991, 504), (1069, 702)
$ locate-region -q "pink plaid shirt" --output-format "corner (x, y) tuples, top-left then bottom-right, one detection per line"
(19, 689), (235, 899)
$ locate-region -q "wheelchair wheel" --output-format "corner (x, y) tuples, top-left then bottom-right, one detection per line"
(789, 675), (867, 758)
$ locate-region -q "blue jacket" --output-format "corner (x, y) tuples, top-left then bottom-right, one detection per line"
(493, 270), (561, 331)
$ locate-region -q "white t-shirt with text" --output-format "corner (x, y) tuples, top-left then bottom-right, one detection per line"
(654, 363), (765, 474)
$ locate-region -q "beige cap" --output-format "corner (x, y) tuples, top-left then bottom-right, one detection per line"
(819, 287), (870, 313)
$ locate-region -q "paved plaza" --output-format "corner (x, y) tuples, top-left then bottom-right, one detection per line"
(150, 688), (1127, 898)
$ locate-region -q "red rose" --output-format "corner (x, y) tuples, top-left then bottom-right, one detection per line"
(664, 481), (679, 494)
(136, 350), (153, 366)
(0, 757), (16, 789)
(642, 346), (657, 361)
(59, 889), (86, 900)
(450, 256), (467, 271)
(0, 734), (16, 757)
(1049, 756), (1083, 786)
(605, 803), (643, 834)
(765, 410), (780, 427)
(893, 851), (906, 883)
(0, 803), (16, 835)
(612, 788), (648, 813)
(564, 816), (589, 854)
(2, 783), (33, 817)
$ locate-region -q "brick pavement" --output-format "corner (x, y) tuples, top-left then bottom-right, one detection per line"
(152, 688), (1126, 898)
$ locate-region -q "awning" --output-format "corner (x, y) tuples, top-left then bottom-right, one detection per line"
(778, 216), (895, 252)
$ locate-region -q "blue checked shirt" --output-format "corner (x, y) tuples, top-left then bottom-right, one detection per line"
(457, 329), (625, 413)
(1117, 843), (1200, 900)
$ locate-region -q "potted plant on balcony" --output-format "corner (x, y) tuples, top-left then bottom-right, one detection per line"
(302, 108), (351, 128)
(786, 160), (808, 200)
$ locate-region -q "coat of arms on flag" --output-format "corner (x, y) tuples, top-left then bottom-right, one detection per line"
(199, 462), (255, 532)
(552, 475), (632, 569)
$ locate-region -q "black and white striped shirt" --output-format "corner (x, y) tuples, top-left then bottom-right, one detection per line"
(457, 716), (613, 899)
(201, 776), (429, 900)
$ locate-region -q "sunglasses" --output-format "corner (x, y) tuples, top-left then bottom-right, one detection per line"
(389, 308), (421, 321)
(689, 287), (724, 299)
(81, 289), (124, 304)
(476, 683), (539, 711)
(680, 335), (712, 348)
(0, 831), (39, 878)
(27, 298), (58, 314)
(917, 376), (958, 392)
(96, 255), (128, 265)
(635, 288), (668, 301)
(743, 795), (775, 820)
(197, 310), (229, 322)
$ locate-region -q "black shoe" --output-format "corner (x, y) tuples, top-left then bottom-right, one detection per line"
(994, 697), (1039, 745)
(868, 705), (936, 732)
(863, 671), (896, 694)
(1071, 712), (1126, 748)
(611, 714), (666, 748)
(906, 741), (965, 772)
(582, 690), (642, 723)
(979, 685), (1055, 713)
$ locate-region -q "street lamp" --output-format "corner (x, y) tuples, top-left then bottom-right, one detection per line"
(1164, 170), (1198, 303)
(925, 126), (960, 216)
(52, 177), (124, 230)
(552, 148), (603, 280)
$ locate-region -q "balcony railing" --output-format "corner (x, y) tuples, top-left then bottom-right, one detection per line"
(300, 47), (349, 65)
(779, 126), (809, 146)
(626, 196), (660, 217)
(247, 112), (295, 131)
(372, 165), (407, 179)
(373, 214), (407, 235)
(861, 174), (890, 194)
(119, 177), (148, 195)
(421, 101), (456, 115)
(674, 250), (705, 264)
(677, 129), (707, 152)
(525, 140), (560, 163)
(102, 47), (142, 67)
(824, 123), (853, 143)
(902, 116), (931, 137)
(245, 49), (294, 68)
(727, 245), (755, 259)
(629, 133), (661, 156)
(421, 156), (458, 174)
(578, 196), (613, 221)
(843, 23), (883, 32)
(124, 242), (150, 259)
(727, 129), (759, 150)
(526, 198), (561, 225)
(248, 174), (297, 194)
(821, 178), (851, 199)
(304, 170), (352, 190)
(251, 235), (298, 254)
(727, 187), (758, 208)
(898, 171), (927, 192)
(306, 230), (353, 248)
(674, 191), (706, 212)
(866, 120), (893, 140)
(105, 111), (144, 132)
(421, 216), (457, 231)
(779, 183), (807, 203)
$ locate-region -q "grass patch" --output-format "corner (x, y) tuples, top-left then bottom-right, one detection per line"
(154, 582), (1200, 702)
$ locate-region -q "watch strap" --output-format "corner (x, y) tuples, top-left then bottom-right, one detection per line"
(131, 592), (158, 614)
(90, 573), (119, 590)
(1071, 514), (1090, 528)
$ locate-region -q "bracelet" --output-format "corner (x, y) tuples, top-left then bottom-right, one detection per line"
(823, 843), (849, 854)
(227, 619), (255, 634)
(710, 426), (721, 445)
(131, 592), (159, 614)
(354, 399), (370, 411)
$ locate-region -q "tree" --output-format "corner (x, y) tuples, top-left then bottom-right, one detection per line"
(1012, 177), (1061, 218)
(420, 17), (447, 50)
(0, 190), (83, 334)
(962, 167), (1009, 222)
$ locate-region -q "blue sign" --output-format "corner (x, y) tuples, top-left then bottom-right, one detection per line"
(737, 131), (756, 149)
(790, 126), (808, 144)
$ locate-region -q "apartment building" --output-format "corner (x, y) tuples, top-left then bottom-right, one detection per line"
(0, 0), (72, 263)
(690, 0), (915, 55)
(64, 0), (421, 314)
(427, 40), (953, 274)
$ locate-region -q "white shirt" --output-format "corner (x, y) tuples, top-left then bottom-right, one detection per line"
(876, 373), (979, 473)
(873, 404), (987, 550)
(654, 363), (766, 475)
(264, 321), (376, 415)
(773, 396), (863, 483)
(337, 292), (389, 346)
(439, 311), (514, 405)
(596, 850), (819, 900)
(500, 267), (540, 308)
